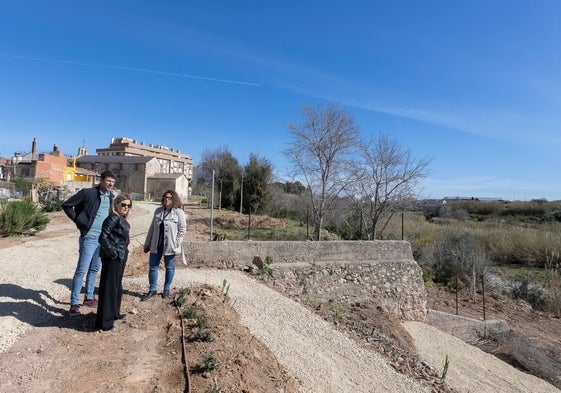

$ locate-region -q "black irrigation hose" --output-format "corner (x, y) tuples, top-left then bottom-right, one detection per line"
(175, 299), (191, 393)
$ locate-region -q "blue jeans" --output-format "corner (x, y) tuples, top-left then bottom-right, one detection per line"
(70, 235), (101, 306)
(148, 251), (176, 292)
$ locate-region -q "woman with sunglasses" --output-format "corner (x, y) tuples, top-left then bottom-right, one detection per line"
(141, 190), (186, 301)
(95, 195), (132, 331)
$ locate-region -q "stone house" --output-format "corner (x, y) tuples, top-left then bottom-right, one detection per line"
(76, 155), (190, 201)
(75, 137), (193, 201)
(147, 173), (191, 202)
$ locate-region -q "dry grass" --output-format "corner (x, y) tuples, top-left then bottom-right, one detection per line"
(381, 211), (561, 269)
(379, 210), (561, 315)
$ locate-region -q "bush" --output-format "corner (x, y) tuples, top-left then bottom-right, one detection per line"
(448, 200), (506, 216)
(510, 274), (547, 310)
(420, 230), (491, 289)
(544, 272), (561, 317)
(42, 199), (63, 212)
(0, 198), (49, 236)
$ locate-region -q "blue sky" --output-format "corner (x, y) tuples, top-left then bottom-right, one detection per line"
(1, 1), (560, 201)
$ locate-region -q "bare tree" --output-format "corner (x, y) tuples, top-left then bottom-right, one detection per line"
(349, 133), (431, 239)
(284, 102), (359, 240)
(428, 231), (491, 302)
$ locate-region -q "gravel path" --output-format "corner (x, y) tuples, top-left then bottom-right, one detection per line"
(403, 321), (560, 393)
(1, 202), (559, 393)
(129, 269), (429, 393)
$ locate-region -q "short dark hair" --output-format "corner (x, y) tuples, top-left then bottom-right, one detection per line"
(100, 170), (116, 179)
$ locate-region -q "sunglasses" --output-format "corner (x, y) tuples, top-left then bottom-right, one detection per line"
(120, 203), (131, 208)
(164, 196), (173, 200)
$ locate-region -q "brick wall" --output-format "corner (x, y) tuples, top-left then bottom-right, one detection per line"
(34, 154), (67, 186)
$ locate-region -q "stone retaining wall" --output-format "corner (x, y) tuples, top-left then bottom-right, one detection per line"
(184, 240), (427, 321)
(426, 310), (509, 342)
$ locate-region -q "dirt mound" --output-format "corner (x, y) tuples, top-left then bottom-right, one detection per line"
(175, 284), (299, 392)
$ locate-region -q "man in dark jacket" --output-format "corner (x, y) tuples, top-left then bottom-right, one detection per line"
(62, 170), (116, 316)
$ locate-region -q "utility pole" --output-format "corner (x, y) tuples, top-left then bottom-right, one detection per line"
(210, 170), (215, 241)
(219, 179), (222, 211)
(239, 173), (243, 214)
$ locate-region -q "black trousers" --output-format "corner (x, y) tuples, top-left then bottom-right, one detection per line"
(95, 255), (127, 330)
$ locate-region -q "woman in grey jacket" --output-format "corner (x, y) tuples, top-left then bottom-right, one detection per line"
(141, 190), (187, 300)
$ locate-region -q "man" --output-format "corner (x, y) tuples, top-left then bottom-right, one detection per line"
(62, 170), (116, 316)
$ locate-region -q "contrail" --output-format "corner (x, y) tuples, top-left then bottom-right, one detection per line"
(2, 53), (261, 87)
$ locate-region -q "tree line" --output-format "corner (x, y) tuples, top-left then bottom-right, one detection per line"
(193, 101), (431, 241)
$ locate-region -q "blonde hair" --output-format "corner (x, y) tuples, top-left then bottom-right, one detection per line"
(112, 194), (132, 218)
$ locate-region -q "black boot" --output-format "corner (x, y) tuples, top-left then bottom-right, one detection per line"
(140, 291), (157, 301)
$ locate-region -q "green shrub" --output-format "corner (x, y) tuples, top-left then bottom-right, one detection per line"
(182, 307), (198, 319)
(191, 329), (213, 342)
(260, 256), (273, 277)
(421, 266), (435, 286)
(196, 315), (209, 330)
(42, 199), (63, 212)
(0, 198), (49, 236)
(201, 353), (220, 371)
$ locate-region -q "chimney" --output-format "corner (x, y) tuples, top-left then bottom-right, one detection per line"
(52, 144), (63, 157)
(31, 137), (37, 163)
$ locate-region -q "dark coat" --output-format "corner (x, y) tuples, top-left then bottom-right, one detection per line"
(98, 214), (130, 261)
(62, 186), (114, 236)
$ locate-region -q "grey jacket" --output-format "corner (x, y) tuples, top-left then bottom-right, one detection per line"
(144, 207), (186, 255)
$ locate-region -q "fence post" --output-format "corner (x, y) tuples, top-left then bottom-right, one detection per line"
(482, 275), (486, 321)
(401, 211), (404, 240)
(455, 277), (459, 315)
